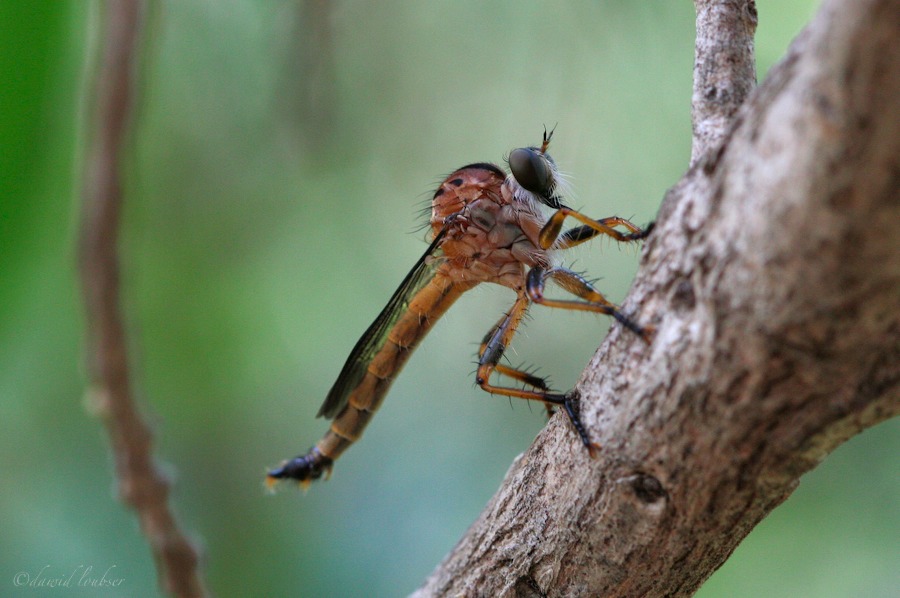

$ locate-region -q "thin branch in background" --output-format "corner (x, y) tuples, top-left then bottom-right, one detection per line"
(691, 0), (758, 165)
(78, 1), (207, 596)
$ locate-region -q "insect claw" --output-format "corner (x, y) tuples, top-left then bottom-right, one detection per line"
(640, 324), (657, 344)
(561, 391), (597, 451)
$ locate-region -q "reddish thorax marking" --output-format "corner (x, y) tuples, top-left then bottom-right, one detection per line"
(431, 166), (551, 291)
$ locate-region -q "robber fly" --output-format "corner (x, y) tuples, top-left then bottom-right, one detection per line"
(267, 128), (653, 488)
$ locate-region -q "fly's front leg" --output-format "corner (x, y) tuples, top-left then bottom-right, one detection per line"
(527, 266), (654, 342)
(539, 209), (653, 250)
(476, 293), (597, 451)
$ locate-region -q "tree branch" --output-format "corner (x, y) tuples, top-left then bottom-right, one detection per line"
(691, 0), (757, 165)
(78, 1), (207, 596)
(414, 0), (899, 595)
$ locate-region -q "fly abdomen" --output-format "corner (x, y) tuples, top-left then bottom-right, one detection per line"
(268, 273), (468, 489)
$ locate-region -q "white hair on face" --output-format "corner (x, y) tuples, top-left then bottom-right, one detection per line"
(554, 167), (574, 205)
(505, 174), (545, 212)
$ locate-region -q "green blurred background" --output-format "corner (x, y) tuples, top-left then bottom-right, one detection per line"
(2, 1), (896, 596)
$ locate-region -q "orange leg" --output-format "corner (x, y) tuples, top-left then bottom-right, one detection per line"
(475, 294), (595, 450)
(539, 209), (653, 250)
(478, 310), (551, 392)
(526, 266), (654, 342)
(479, 321), (555, 418)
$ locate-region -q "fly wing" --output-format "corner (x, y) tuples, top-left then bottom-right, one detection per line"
(316, 228), (448, 419)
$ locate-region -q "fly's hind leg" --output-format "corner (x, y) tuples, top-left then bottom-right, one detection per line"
(476, 296), (547, 396)
(526, 266), (654, 342)
(475, 293), (596, 451)
(479, 314), (550, 391)
(506, 266), (655, 456)
(479, 312), (555, 419)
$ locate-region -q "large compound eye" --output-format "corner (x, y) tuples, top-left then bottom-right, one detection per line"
(508, 147), (551, 196)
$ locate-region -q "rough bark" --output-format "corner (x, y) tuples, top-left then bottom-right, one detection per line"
(691, 0), (758, 165)
(413, 0), (899, 596)
(78, 1), (207, 596)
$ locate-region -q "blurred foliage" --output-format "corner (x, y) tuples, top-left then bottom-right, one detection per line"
(1, 1), (896, 596)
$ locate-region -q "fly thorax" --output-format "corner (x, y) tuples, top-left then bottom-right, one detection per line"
(430, 165), (507, 236)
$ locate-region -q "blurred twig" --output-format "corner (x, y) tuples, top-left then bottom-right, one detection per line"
(279, 0), (336, 154)
(78, 1), (207, 596)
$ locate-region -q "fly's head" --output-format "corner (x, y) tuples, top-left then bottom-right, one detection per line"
(507, 126), (566, 210)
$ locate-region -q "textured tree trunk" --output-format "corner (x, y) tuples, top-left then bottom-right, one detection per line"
(413, 0), (899, 596)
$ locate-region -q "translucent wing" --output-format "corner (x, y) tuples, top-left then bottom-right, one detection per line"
(316, 228), (448, 419)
